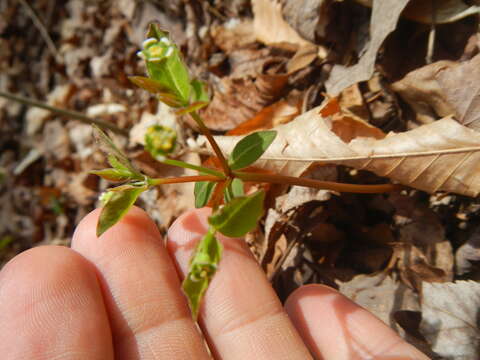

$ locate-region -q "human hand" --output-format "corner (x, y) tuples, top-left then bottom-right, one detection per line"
(0, 207), (428, 359)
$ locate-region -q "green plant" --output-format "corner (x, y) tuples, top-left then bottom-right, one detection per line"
(92, 24), (399, 318)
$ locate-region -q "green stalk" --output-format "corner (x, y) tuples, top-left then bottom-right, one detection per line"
(234, 171), (403, 194)
(190, 111), (231, 176)
(162, 158), (225, 178)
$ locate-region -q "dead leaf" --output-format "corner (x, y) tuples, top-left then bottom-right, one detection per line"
(436, 54), (480, 131)
(227, 99), (301, 135)
(282, 0), (330, 43)
(252, 0), (314, 50)
(202, 74), (288, 131)
(210, 19), (257, 53)
(355, 0), (480, 24)
(214, 101), (480, 196)
(420, 281), (480, 360)
(325, 0), (410, 96)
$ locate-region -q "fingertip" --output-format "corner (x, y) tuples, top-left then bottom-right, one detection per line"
(0, 245), (113, 359)
(285, 284), (428, 360)
(72, 205), (160, 247)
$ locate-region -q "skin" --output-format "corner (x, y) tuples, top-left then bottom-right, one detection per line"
(0, 206), (429, 360)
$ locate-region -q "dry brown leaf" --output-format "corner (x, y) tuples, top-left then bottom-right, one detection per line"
(391, 61), (457, 126)
(252, 0), (314, 50)
(251, 0), (327, 71)
(355, 0), (480, 24)
(325, 0), (410, 96)
(210, 19), (257, 53)
(420, 281), (480, 360)
(436, 54), (480, 131)
(214, 105), (480, 196)
(202, 74), (288, 131)
(227, 99), (301, 135)
(393, 55), (480, 130)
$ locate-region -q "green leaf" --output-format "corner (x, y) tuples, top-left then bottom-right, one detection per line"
(209, 190), (265, 237)
(224, 178), (245, 203)
(97, 186), (146, 237)
(182, 228), (222, 318)
(90, 168), (132, 182)
(93, 125), (142, 179)
(194, 181), (216, 208)
(228, 131), (277, 170)
(138, 24), (191, 106)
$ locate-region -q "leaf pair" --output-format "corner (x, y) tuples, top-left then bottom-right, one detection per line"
(193, 130), (276, 208)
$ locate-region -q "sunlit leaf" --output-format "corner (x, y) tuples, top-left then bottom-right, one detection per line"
(97, 186), (146, 237)
(209, 190), (265, 237)
(90, 168), (132, 182)
(228, 131), (277, 170)
(93, 125), (141, 179)
(194, 181), (216, 208)
(182, 228), (222, 318)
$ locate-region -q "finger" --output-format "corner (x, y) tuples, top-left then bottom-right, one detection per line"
(167, 208), (312, 360)
(0, 246), (113, 360)
(285, 285), (429, 360)
(71, 206), (210, 360)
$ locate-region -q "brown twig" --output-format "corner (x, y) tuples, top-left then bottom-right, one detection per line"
(18, 0), (62, 63)
(235, 171), (402, 193)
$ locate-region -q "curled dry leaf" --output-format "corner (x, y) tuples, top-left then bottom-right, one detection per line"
(392, 55), (480, 130)
(252, 0), (327, 70)
(420, 281), (480, 360)
(214, 105), (480, 197)
(325, 0), (410, 95)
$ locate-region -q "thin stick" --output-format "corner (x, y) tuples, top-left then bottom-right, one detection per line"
(0, 90), (128, 136)
(426, 0), (436, 64)
(149, 175), (221, 186)
(18, 0), (62, 63)
(190, 111), (231, 176)
(235, 171), (402, 193)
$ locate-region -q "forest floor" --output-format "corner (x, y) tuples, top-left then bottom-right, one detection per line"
(2, 0), (480, 358)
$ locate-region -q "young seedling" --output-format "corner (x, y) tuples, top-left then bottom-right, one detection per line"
(92, 23), (400, 318)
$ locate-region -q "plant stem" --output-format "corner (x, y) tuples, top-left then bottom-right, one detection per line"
(234, 171), (403, 193)
(162, 158), (225, 178)
(149, 175), (221, 186)
(0, 90), (128, 136)
(190, 111), (231, 176)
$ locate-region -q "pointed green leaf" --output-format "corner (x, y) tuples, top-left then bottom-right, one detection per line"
(90, 168), (131, 182)
(228, 131), (277, 170)
(194, 181), (215, 208)
(93, 125), (141, 178)
(97, 186), (146, 237)
(209, 190), (265, 237)
(182, 228), (222, 318)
